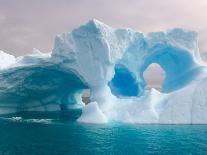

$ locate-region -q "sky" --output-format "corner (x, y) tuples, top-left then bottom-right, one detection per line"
(0, 0), (207, 87)
(0, 0), (207, 57)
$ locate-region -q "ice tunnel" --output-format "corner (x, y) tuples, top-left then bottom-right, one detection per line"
(0, 65), (88, 114)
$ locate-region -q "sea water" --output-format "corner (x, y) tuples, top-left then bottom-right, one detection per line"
(0, 111), (207, 155)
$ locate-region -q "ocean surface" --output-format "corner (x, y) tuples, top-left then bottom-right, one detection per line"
(0, 111), (207, 155)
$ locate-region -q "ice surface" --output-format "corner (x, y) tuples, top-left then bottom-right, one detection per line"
(77, 102), (108, 123)
(0, 19), (207, 124)
(0, 51), (16, 69)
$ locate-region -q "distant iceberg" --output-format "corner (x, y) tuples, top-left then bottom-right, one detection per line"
(0, 19), (207, 124)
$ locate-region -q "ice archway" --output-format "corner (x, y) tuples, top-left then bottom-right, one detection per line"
(109, 45), (200, 97)
(140, 46), (200, 93)
(113, 28), (203, 97)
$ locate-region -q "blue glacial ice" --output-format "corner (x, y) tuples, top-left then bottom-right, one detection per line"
(0, 19), (207, 124)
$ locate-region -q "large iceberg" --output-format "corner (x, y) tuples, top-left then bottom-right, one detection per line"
(0, 19), (207, 124)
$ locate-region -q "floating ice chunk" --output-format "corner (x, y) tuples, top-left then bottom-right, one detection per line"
(77, 102), (108, 124)
(1, 117), (52, 124)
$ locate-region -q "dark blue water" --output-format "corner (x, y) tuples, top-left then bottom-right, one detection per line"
(0, 112), (207, 155)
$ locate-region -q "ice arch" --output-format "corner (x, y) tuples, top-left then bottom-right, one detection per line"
(112, 28), (203, 97)
(109, 46), (198, 97)
(140, 46), (201, 93)
(114, 45), (203, 97)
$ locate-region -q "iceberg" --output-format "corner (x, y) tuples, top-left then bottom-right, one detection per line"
(0, 19), (207, 124)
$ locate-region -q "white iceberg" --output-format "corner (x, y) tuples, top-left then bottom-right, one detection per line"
(0, 19), (207, 124)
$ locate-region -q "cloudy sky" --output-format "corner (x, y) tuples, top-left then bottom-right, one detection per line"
(0, 0), (207, 57)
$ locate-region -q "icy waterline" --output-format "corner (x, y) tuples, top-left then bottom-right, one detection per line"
(0, 19), (207, 124)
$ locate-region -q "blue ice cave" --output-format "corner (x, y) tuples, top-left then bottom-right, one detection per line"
(0, 65), (88, 112)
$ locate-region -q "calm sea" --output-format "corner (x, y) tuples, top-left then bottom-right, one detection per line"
(0, 111), (206, 155)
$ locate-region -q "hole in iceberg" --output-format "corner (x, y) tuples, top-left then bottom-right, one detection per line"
(143, 63), (165, 91)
